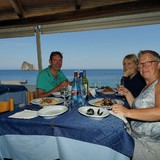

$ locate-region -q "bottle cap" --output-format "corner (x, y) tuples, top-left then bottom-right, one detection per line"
(79, 71), (83, 77)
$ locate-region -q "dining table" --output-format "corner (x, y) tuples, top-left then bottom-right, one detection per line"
(0, 90), (134, 160)
(0, 84), (27, 107)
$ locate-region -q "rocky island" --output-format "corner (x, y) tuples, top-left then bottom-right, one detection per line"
(21, 61), (36, 70)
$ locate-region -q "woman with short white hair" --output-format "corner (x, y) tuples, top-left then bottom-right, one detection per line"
(112, 50), (160, 160)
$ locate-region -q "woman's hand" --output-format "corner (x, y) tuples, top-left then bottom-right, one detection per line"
(117, 86), (129, 96)
(124, 69), (130, 77)
(124, 67), (135, 77)
(111, 104), (129, 117)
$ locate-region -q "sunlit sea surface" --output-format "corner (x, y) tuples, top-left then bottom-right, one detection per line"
(0, 69), (123, 88)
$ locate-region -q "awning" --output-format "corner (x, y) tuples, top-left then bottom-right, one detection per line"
(0, 11), (160, 39)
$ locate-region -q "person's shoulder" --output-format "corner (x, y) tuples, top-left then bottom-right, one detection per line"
(155, 77), (160, 94)
(58, 70), (67, 79)
(38, 67), (49, 76)
(136, 72), (145, 79)
(58, 69), (65, 74)
(156, 77), (160, 86)
(136, 71), (142, 77)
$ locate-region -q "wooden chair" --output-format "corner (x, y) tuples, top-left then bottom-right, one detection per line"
(0, 98), (14, 113)
(27, 91), (37, 104)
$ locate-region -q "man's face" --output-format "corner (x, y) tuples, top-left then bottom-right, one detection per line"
(50, 54), (62, 71)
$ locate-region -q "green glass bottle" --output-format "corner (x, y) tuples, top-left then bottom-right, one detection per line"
(82, 70), (89, 101)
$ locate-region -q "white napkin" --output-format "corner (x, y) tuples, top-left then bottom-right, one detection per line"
(109, 110), (131, 134)
(89, 88), (96, 97)
(109, 110), (128, 123)
(9, 109), (38, 119)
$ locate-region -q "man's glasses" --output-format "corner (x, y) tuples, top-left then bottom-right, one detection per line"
(138, 60), (159, 68)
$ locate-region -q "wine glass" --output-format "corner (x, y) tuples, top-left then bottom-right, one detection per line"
(60, 86), (69, 106)
(116, 77), (125, 94)
(117, 77), (124, 88)
(80, 88), (86, 106)
(93, 80), (99, 89)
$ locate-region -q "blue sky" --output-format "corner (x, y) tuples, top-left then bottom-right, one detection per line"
(0, 24), (159, 70)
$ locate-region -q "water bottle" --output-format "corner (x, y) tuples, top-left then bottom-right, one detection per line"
(79, 71), (86, 106)
(77, 72), (82, 106)
(71, 71), (78, 107)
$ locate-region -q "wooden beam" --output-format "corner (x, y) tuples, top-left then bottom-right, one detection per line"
(74, 0), (82, 11)
(9, 0), (25, 19)
(1, 0), (160, 28)
(35, 26), (43, 71)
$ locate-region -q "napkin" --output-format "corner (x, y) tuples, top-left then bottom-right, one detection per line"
(89, 88), (96, 97)
(109, 110), (131, 134)
(9, 109), (38, 119)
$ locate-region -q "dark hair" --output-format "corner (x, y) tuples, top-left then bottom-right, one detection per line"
(49, 51), (63, 60)
(138, 50), (160, 61)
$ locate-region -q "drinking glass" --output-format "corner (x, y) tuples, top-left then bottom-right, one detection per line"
(60, 86), (69, 106)
(93, 80), (99, 89)
(117, 77), (124, 88)
(116, 77), (125, 95)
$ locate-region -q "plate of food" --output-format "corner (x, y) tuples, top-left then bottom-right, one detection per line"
(37, 105), (68, 119)
(78, 106), (109, 118)
(88, 98), (124, 109)
(97, 86), (115, 95)
(30, 97), (64, 106)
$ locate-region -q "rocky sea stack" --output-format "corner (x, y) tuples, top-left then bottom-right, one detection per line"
(21, 61), (36, 70)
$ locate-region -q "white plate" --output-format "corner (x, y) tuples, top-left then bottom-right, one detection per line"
(30, 97), (64, 106)
(88, 98), (124, 109)
(96, 89), (103, 92)
(114, 99), (124, 105)
(88, 98), (110, 109)
(52, 91), (71, 98)
(88, 98), (104, 106)
(78, 106), (109, 118)
(52, 92), (61, 97)
(37, 105), (68, 119)
(96, 89), (115, 95)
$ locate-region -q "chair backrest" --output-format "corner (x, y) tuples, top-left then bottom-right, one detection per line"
(0, 98), (14, 113)
(27, 91), (37, 104)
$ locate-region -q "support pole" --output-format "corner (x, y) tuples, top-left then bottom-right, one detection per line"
(35, 25), (42, 71)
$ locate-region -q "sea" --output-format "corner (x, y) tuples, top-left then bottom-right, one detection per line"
(0, 69), (123, 88)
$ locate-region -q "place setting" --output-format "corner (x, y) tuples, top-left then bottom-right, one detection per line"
(9, 98), (68, 119)
(30, 97), (64, 107)
(96, 86), (116, 95)
(78, 106), (110, 120)
(88, 97), (124, 109)
(37, 105), (68, 119)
